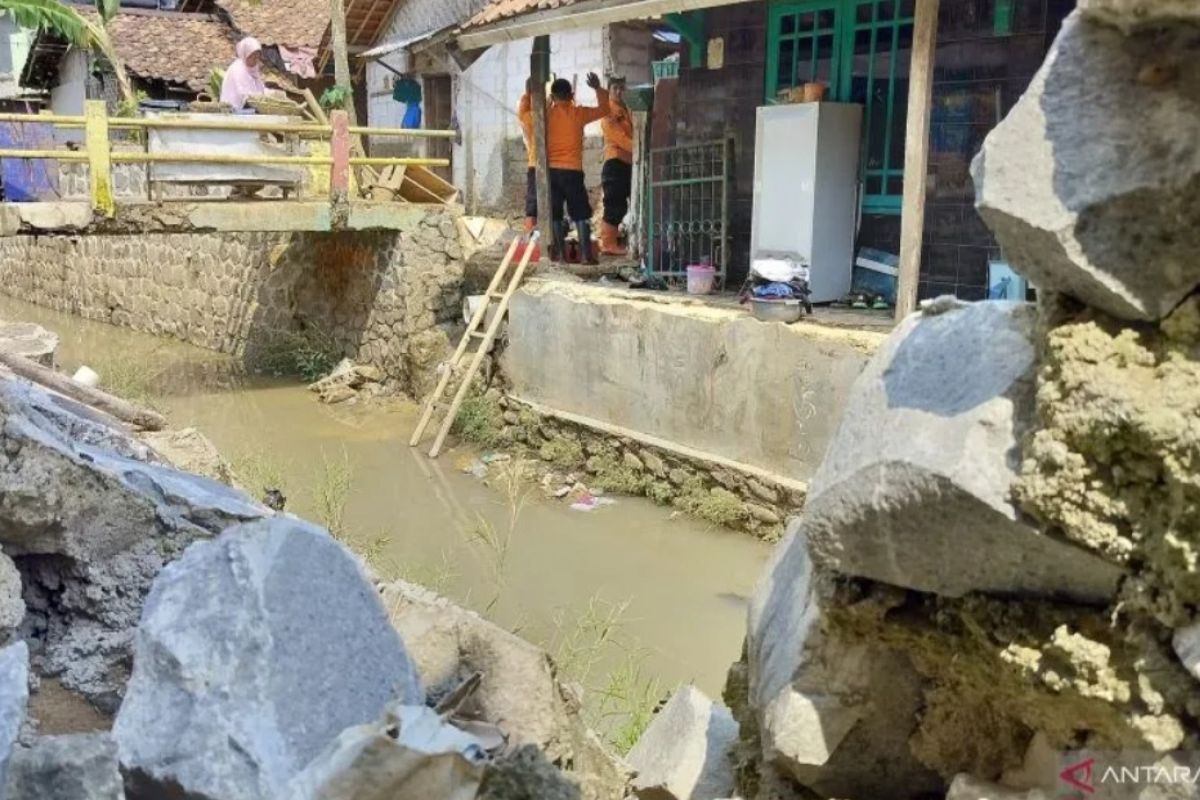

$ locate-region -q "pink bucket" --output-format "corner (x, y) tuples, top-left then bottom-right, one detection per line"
(686, 264), (716, 295)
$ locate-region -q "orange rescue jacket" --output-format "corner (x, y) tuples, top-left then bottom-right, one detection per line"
(518, 88), (610, 172)
(602, 103), (634, 165)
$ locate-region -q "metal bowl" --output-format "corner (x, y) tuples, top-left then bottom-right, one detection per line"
(750, 298), (804, 324)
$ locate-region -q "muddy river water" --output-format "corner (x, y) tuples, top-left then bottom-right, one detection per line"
(0, 296), (770, 710)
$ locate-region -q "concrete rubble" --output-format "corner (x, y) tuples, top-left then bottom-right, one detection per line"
(973, 8), (1200, 321)
(0, 374), (268, 711)
(114, 518), (422, 800)
(799, 300), (1120, 603)
(309, 358), (386, 405)
(381, 579), (630, 800)
(625, 685), (738, 800)
(719, 5), (1200, 800)
(0, 642), (28, 796)
(6, 733), (125, 800)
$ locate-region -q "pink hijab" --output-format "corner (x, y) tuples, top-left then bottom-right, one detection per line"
(220, 37), (266, 111)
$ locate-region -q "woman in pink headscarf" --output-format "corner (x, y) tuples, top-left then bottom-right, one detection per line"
(220, 37), (267, 111)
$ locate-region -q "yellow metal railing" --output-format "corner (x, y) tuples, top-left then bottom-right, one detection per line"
(0, 101), (455, 217)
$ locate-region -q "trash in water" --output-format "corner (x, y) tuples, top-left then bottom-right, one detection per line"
(570, 493), (617, 512)
(480, 453), (511, 465)
(460, 460), (489, 479)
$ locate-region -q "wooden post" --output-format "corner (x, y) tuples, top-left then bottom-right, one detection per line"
(84, 100), (114, 218)
(894, 0), (940, 321)
(530, 36), (555, 259)
(330, 0), (359, 126)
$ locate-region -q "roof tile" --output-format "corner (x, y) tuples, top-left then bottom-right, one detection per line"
(464, 0), (584, 30)
(215, 0), (332, 49)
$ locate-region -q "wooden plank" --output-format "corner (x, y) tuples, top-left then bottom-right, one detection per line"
(530, 36), (555, 259)
(895, 0), (940, 320)
(0, 353), (167, 431)
(84, 100), (113, 218)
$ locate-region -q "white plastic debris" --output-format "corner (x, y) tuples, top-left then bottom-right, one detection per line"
(72, 366), (100, 388)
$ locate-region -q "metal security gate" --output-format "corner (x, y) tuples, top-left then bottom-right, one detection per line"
(646, 139), (731, 288)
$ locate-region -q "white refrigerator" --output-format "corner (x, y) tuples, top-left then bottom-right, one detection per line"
(751, 103), (863, 304)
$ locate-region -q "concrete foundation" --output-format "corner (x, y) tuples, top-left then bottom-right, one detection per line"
(0, 206), (465, 396)
(502, 281), (885, 484)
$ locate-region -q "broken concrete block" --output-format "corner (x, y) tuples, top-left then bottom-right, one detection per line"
(0, 553), (23, 632)
(380, 580), (628, 800)
(801, 302), (1122, 602)
(973, 11), (1200, 321)
(286, 704), (486, 800)
(746, 525), (941, 800)
(625, 685), (738, 800)
(141, 427), (236, 485)
(0, 322), (58, 368)
(115, 519), (421, 800)
(1171, 622), (1200, 682)
(0, 375), (268, 710)
(6, 733), (124, 800)
(1078, 0), (1200, 32)
(0, 642), (29, 796)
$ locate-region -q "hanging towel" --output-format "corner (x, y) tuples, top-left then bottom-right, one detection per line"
(402, 103), (422, 129)
(279, 45), (318, 79)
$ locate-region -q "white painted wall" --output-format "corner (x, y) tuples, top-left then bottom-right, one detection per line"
(366, 2), (656, 213)
(0, 18), (33, 97)
(51, 50), (88, 144)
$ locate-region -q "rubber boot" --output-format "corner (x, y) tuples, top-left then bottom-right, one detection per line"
(552, 220), (569, 262)
(599, 221), (626, 256)
(575, 220), (598, 265)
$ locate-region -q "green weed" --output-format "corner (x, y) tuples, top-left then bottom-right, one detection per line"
(313, 447), (353, 542)
(452, 392), (506, 448)
(539, 437), (584, 469)
(249, 326), (340, 383)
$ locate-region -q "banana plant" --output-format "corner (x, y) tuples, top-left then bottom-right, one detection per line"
(0, 0), (135, 103)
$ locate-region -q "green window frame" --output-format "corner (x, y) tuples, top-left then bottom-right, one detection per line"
(766, 0), (915, 215)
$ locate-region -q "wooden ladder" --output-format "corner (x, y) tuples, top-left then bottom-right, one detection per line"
(410, 232), (540, 458)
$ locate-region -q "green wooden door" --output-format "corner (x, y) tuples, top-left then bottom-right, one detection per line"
(766, 0), (915, 214)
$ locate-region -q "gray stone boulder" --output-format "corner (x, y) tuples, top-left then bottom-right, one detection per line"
(973, 11), (1200, 321)
(0, 375), (268, 711)
(0, 642), (29, 797)
(0, 323), (57, 368)
(1079, 0), (1200, 32)
(745, 525), (941, 800)
(801, 301), (1122, 602)
(626, 685), (738, 800)
(115, 519), (422, 800)
(6, 733), (124, 800)
(380, 580), (628, 800)
(946, 776), (1048, 800)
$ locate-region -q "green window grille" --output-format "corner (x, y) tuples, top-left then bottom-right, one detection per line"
(766, 0), (915, 214)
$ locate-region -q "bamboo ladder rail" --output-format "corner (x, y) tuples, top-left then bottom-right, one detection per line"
(410, 233), (541, 458)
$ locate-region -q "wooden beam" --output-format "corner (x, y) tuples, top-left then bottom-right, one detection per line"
(530, 35), (555, 260)
(895, 0), (939, 321)
(458, 0), (757, 50)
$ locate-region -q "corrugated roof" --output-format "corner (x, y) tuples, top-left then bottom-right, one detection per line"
(463, 0), (584, 31)
(215, 0), (332, 49)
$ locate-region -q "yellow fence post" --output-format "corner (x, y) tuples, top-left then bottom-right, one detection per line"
(84, 100), (114, 218)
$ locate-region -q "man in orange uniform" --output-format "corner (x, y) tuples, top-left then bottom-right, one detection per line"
(599, 78), (633, 256)
(518, 84), (538, 234)
(519, 72), (609, 263)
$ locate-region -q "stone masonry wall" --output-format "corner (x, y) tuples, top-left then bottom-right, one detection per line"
(0, 207), (465, 396)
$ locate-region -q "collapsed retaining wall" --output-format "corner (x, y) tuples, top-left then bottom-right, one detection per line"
(0, 206), (465, 396)
(502, 280), (885, 484)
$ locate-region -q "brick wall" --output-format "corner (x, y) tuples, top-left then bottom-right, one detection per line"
(672, 0), (1073, 301)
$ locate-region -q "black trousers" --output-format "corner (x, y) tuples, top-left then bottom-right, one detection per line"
(549, 168), (592, 222)
(601, 158), (632, 226)
(524, 167), (538, 219)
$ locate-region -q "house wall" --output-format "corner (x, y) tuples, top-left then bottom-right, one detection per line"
(0, 19), (33, 98)
(671, 0), (1072, 301)
(50, 50), (88, 144)
(367, 0), (656, 214)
